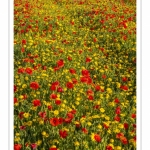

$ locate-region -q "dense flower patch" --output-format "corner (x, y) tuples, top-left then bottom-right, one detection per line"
(14, 0), (136, 149)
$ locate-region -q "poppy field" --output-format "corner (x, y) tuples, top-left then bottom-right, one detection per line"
(14, 0), (136, 149)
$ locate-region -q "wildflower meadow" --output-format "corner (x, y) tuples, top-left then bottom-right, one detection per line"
(14, 0), (136, 149)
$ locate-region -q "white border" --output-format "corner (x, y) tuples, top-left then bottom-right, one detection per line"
(141, 0), (150, 149)
(0, 0), (9, 149)
(9, 0), (14, 149)
(137, 0), (141, 149)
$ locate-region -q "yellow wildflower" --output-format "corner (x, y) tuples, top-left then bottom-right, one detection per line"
(100, 108), (105, 113)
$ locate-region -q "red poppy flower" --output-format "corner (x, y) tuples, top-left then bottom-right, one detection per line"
(79, 1), (84, 4)
(14, 98), (18, 104)
(93, 105), (100, 109)
(30, 143), (37, 149)
(93, 38), (97, 42)
(124, 123), (129, 129)
(50, 85), (57, 91)
(103, 123), (109, 129)
(122, 77), (128, 82)
(25, 68), (32, 75)
(120, 136), (128, 145)
(22, 94), (27, 100)
(131, 114), (136, 119)
(70, 21), (74, 25)
(33, 66), (38, 70)
(133, 124), (136, 128)
(114, 115), (120, 122)
(38, 112), (46, 118)
(50, 118), (59, 126)
(82, 69), (90, 76)
(52, 81), (60, 86)
(59, 130), (68, 138)
(18, 68), (25, 74)
(14, 85), (17, 92)
(53, 66), (59, 71)
(72, 78), (78, 84)
(87, 76), (92, 84)
(134, 136), (136, 141)
(30, 59), (34, 63)
(14, 144), (22, 150)
(114, 98), (120, 103)
(55, 100), (61, 105)
(95, 85), (101, 91)
(68, 56), (72, 61)
(80, 76), (88, 83)
(32, 99), (41, 107)
(75, 123), (80, 128)
(49, 148), (57, 150)
(79, 50), (83, 54)
(30, 82), (39, 90)
(57, 59), (64, 68)
(67, 112), (74, 119)
(50, 94), (57, 99)
(57, 87), (63, 92)
(100, 47), (104, 52)
(88, 95), (94, 100)
(25, 3), (29, 8)
(123, 23), (127, 29)
(100, 19), (105, 24)
(48, 105), (52, 110)
(25, 143), (29, 147)
(20, 29), (25, 34)
(100, 89), (105, 92)
(123, 35), (127, 41)
(58, 118), (64, 125)
(82, 128), (88, 134)
(128, 17), (133, 21)
(106, 145), (113, 150)
(22, 39), (26, 45)
(69, 109), (77, 114)
(120, 85), (128, 91)
(23, 58), (30, 63)
(20, 125), (26, 130)
(94, 134), (101, 142)
(44, 118), (49, 124)
(50, 81), (59, 91)
(115, 106), (121, 115)
(27, 54), (32, 58)
(116, 132), (124, 139)
(102, 74), (106, 79)
(69, 68), (76, 74)
(66, 82), (74, 89)
(18, 112), (24, 119)
(64, 117), (72, 123)
(86, 57), (91, 63)
(87, 89), (93, 95)
(42, 66), (47, 70)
